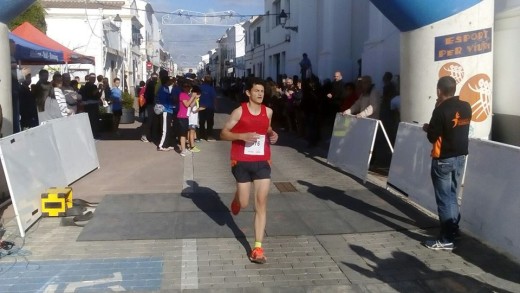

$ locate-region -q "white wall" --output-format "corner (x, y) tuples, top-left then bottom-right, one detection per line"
(45, 8), (103, 74)
(360, 3), (400, 90)
(494, 5), (520, 116)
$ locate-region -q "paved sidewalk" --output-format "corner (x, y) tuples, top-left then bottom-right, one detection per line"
(0, 97), (519, 292)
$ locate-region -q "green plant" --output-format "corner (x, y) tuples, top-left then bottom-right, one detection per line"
(122, 92), (134, 109)
(9, 1), (47, 32)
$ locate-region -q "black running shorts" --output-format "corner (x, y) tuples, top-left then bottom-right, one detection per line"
(177, 118), (189, 134)
(231, 161), (271, 183)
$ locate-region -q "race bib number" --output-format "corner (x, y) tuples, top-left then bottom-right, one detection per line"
(244, 135), (265, 155)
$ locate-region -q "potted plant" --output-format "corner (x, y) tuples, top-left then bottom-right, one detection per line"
(120, 91), (135, 124)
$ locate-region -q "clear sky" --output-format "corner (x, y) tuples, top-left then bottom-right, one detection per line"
(147, 0), (264, 70)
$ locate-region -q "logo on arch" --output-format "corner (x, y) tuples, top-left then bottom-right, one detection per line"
(459, 74), (492, 123)
(439, 62), (464, 84)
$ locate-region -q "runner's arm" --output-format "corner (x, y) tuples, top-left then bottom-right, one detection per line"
(266, 107), (278, 144)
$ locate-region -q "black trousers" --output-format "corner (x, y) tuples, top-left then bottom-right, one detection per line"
(158, 112), (173, 148)
(199, 108), (215, 140)
(84, 103), (100, 138)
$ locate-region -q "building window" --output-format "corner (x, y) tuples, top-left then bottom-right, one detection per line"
(253, 27), (261, 47)
(273, 0), (281, 27)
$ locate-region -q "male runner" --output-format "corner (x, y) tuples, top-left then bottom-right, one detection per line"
(220, 78), (278, 264)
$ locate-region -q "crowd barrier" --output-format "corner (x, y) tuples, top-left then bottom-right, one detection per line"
(387, 123), (437, 214)
(327, 114), (379, 183)
(461, 139), (520, 261)
(0, 113), (99, 237)
(328, 120), (520, 262)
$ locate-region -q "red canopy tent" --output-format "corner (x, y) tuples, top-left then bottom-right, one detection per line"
(12, 22), (95, 65)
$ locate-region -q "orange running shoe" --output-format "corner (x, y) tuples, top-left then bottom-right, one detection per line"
(249, 247), (267, 264)
(231, 198), (240, 215)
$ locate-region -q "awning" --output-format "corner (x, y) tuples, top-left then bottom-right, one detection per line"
(12, 22), (95, 65)
(8, 33), (64, 65)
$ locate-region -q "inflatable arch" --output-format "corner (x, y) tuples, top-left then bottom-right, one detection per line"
(0, 0), (38, 136)
(370, 0), (493, 139)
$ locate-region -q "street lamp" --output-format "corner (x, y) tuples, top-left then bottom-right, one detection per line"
(113, 14), (122, 29)
(279, 9), (298, 32)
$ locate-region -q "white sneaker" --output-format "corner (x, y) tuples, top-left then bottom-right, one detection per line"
(141, 136), (149, 142)
(180, 150), (188, 157)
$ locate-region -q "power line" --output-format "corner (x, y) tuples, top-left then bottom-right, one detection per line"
(92, 0), (272, 18)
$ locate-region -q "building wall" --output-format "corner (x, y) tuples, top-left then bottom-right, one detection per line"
(359, 3), (400, 91)
(44, 8), (105, 76)
(260, 0), (360, 82)
(44, 0), (164, 90)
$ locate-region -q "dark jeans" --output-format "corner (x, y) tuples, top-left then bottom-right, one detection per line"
(199, 108), (215, 140)
(141, 104), (154, 139)
(431, 155), (466, 242)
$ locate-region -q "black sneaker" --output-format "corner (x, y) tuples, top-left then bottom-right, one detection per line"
(424, 239), (454, 251)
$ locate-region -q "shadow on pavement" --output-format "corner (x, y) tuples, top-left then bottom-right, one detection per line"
(297, 180), (433, 242)
(181, 180), (251, 255)
(453, 238), (520, 290)
(299, 181), (520, 289)
(344, 244), (511, 293)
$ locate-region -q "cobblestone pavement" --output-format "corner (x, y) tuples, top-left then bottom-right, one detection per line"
(0, 96), (519, 292)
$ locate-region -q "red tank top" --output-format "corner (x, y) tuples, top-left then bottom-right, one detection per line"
(230, 103), (271, 161)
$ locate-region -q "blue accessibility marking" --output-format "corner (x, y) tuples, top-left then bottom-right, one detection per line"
(0, 257), (163, 292)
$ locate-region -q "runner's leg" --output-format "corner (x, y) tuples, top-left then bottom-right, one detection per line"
(253, 178), (270, 243)
(236, 182), (251, 208)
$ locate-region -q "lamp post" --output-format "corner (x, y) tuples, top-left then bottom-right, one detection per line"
(279, 9), (298, 32)
(113, 14), (125, 92)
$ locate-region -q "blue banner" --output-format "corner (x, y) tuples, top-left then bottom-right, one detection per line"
(434, 28), (492, 61)
(369, 0), (482, 32)
(0, 0), (36, 23)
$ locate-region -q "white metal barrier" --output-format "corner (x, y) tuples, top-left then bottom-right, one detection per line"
(385, 122), (520, 262)
(461, 139), (520, 261)
(0, 113), (99, 237)
(327, 114), (379, 183)
(387, 122), (437, 214)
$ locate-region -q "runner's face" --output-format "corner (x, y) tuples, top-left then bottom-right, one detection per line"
(247, 84), (264, 103)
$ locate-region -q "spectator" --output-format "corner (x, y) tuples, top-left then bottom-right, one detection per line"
(199, 75), (217, 141)
(299, 53), (312, 81)
(74, 76), (82, 90)
(327, 71), (345, 114)
(187, 85), (204, 153)
(111, 78), (123, 133)
(156, 75), (176, 151)
(422, 76), (471, 250)
(19, 73), (39, 129)
(342, 75), (380, 119)
(380, 72), (398, 141)
(136, 80), (146, 121)
(301, 76), (322, 147)
(33, 69), (52, 113)
(101, 77), (112, 113)
(38, 73), (64, 122)
(62, 73), (82, 114)
(177, 82), (197, 156)
(79, 73), (101, 138)
(52, 73), (72, 117)
(141, 72), (158, 143)
(339, 82), (359, 113)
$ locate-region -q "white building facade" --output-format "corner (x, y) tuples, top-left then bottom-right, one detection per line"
(42, 0), (166, 91)
(256, 0), (380, 84)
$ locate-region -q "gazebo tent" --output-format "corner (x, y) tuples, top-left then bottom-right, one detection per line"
(8, 32), (64, 64)
(12, 22), (95, 65)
